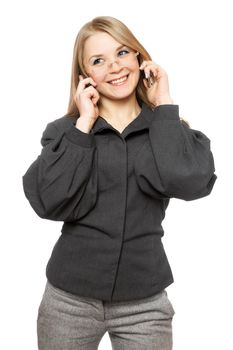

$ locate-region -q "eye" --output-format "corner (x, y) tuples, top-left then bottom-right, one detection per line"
(93, 58), (104, 65)
(118, 49), (130, 56)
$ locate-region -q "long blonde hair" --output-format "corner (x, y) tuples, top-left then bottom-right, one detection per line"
(65, 16), (154, 117)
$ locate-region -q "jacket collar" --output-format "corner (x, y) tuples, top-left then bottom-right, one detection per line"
(90, 102), (154, 138)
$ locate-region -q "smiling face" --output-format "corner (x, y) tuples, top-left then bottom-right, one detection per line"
(83, 32), (140, 102)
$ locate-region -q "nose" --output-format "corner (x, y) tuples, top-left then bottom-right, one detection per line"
(108, 66), (124, 77)
(107, 56), (121, 68)
(106, 59), (123, 76)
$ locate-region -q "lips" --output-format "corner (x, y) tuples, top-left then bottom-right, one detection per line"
(107, 74), (129, 84)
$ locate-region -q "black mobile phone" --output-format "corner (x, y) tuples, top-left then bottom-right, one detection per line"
(79, 69), (93, 87)
(86, 82), (95, 88)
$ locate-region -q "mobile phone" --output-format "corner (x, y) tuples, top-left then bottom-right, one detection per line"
(85, 83), (93, 88)
(141, 70), (155, 88)
(80, 73), (96, 89)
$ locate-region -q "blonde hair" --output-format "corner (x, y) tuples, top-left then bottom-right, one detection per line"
(65, 16), (154, 117)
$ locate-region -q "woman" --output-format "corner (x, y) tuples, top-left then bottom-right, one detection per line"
(22, 16), (217, 350)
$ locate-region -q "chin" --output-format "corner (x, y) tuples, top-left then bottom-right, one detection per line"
(104, 90), (136, 101)
(101, 86), (139, 101)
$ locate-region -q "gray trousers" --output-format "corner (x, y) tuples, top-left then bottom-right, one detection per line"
(37, 280), (175, 350)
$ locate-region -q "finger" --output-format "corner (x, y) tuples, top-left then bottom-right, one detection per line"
(143, 78), (151, 89)
(139, 61), (151, 69)
(82, 85), (99, 100)
(145, 64), (166, 76)
(144, 68), (157, 84)
(77, 78), (97, 95)
(90, 89), (100, 106)
(145, 64), (166, 81)
(142, 69), (158, 88)
(79, 74), (84, 80)
(143, 77), (154, 89)
(139, 60), (158, 70)
(92, 93), (100, 106)
(143, 68), (157, 80)
(80, 76), (97, 87)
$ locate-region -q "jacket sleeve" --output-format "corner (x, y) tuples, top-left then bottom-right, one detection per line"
(138, 104), (217, 201)
(22, 120), (98, 221)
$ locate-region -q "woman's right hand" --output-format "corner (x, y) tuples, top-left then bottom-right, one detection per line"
(74, 75), (100, 123)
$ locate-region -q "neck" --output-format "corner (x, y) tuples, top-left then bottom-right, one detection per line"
(98, 95), (141, 124)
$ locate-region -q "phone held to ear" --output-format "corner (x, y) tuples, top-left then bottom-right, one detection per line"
(79, 71), (96, 88)
(141, 70), (155, 88)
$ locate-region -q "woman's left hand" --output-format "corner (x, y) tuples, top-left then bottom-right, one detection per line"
(139, 61), (173, 106)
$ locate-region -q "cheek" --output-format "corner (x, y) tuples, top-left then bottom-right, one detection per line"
(127, 60), (140, 72)
(129, 62), (140, 82)
(88, 70), (103, 84)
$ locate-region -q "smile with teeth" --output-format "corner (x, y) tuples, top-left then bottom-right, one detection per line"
(109, 75), (128, 85)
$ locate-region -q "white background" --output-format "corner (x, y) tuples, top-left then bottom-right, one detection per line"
(0, 0), (232, 349)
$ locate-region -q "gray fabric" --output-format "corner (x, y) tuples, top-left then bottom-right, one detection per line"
(37, 281), (175, 350)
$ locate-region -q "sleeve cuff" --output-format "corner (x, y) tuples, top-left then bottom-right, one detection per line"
(65, 124), (96, 148)
(152, 104), (180, 121)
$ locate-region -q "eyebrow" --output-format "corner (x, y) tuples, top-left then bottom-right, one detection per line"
(88, 45), (128, 62)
